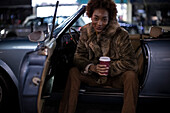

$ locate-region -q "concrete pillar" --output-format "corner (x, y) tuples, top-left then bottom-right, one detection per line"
(127, 1), (132, 23)
(32, 7), (37, 16)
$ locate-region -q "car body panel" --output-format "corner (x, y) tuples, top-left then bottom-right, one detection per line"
(0, 38), (37, 86)
(140, 39), (170, 97)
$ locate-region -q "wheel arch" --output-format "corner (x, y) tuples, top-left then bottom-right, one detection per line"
(0, 62), (20, 112)
(0, 60), (18, 91)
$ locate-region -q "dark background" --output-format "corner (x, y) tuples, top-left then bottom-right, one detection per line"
(1, 0), (170, 27)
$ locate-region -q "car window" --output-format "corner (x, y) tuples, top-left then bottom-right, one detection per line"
(41, 16), (67, 26)
(24, 20), (33, 26)
(23, 15), (87, 32)
(64, 15), (87, 32)
(25, 18), (42, 27)
(43, 17), (53, 25)
(72, 17), (85, 27)
(57, 16), (68, 25)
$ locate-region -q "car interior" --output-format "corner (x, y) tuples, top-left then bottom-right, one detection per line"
(41, 27), (154, 98)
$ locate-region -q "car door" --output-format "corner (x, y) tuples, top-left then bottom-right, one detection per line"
(18, 4), (86, 113)
(19, 32), (56, 113)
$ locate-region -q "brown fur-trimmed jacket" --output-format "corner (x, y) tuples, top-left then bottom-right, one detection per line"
(74, 21), (138, 77)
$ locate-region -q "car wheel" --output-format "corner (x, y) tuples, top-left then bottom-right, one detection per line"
(129, 28), (138, 34)
(0, 73), (9, 112)
(0, 73), (20, 113)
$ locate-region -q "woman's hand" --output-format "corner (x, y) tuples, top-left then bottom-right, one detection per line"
(89, 64), (109, 76)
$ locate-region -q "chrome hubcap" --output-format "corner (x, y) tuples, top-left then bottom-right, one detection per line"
(0, 86), (2, 102)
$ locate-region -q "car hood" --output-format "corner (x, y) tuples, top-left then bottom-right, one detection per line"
(0, 37), (37, 50)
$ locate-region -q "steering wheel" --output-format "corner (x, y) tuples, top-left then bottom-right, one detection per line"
(69, 27), (80, 45)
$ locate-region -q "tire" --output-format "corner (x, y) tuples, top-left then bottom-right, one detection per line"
(0, 72), (20, 113)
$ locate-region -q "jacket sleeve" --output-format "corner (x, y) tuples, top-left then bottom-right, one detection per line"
(73, 27), (91, 71)
(110, 30), (138, 77)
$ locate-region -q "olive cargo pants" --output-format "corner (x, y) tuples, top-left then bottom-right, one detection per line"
(58, 67), (139, 113)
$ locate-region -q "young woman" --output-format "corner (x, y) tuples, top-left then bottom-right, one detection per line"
(58, 0), (139, 113)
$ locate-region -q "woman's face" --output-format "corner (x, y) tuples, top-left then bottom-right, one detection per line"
(91, 8), (109, 33)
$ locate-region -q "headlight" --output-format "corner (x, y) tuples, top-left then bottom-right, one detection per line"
(0, 29), (5, 35)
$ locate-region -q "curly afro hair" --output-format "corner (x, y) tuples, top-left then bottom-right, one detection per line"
(86, 0), (117, 21)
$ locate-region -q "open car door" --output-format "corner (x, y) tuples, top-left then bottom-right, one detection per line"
(19, 33), (56, 113)
(19, 2), (59, 113)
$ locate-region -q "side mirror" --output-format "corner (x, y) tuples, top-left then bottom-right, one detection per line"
(28, 31), (45, 42)
(149, 26), (163, 38)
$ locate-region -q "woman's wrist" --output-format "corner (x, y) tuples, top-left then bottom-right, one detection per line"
(89, 65), (96, 73)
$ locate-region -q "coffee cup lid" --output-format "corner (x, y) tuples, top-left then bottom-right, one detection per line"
(99, 56), (111, 61)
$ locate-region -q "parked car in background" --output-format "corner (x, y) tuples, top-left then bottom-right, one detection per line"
(0, 16), (63, 38)
(0, 4), (170, 113)
(118, 20), (143, 34)
(0, 15), (85, 38)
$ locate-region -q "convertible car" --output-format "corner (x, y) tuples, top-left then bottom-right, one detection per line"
(0, 3), (170, 113)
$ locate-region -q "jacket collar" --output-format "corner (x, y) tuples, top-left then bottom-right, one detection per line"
(86, 21), (120, 58)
